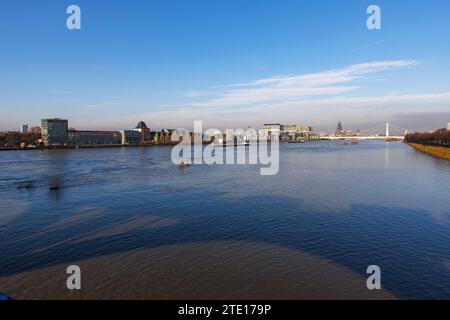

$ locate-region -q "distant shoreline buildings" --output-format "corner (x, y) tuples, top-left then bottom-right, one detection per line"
(262, 124), (320, 142)
(36, 118), (321, 147)
(334, 121), (363, 138)
(41, 118), (172, 147)
(2, 117), (450, 150)
(0, 118), (319, 149)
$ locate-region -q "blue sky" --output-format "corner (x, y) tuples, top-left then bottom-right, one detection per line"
(1, 0), (450, 131)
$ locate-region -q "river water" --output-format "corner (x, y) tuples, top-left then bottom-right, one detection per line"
(1, 141), (450, 299)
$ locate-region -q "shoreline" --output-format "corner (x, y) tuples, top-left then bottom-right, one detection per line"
(0, 141), (222, 152)
(407, 143), (450, 160)
(0, 143), (178, 152)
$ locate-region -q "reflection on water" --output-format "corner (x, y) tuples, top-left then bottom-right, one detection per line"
(0, 142), (450, 299)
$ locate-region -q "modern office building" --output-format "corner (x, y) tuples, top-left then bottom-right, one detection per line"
(121, 129), (141, 145)
(68, 130), (122, 146)
(284, 124), (313, 140)
(263, 124), (284, 133)
(283, 125), (297, 134)
(284, 125), (313, 134)
(20, 124), (28, 134)
(41, 118), (69, 146)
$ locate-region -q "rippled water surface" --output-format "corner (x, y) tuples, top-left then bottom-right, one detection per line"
(1, 141), (450, 299)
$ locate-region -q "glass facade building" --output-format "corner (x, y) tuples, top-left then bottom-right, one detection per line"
(41, 118), (69, 146)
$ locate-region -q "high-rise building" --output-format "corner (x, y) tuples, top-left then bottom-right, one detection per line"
(20, 124), (28, 134)
(41, 118), (69, 146)
(337, 121), (343, 132)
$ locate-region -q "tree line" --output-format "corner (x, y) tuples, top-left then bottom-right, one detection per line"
(405, 128), (450, 147)
(0, 132), (42, 147)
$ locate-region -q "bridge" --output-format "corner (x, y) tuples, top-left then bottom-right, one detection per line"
(322, 122), (408, 141)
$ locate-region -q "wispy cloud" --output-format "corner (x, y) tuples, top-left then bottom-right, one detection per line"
(193, 60), (421, 108)
(73, 89), (450, 132)
(72, 60), (449, 131)
(271, 92), (450, 109)
(87, 102), (121, 108)
(195, 86), (360, 107)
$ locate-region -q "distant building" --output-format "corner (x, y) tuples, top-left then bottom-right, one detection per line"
(41, 118), (69, 146)
(335, 129), (355, 137)
(245, 127), (258, 141)
(121, 129), (141, 145)
(21, 124), (28, 134)
(284, 125), (313, 134)
(263, 124), (284, 133)
(170, 129), (188, 143)
(134, 121), (152, 144)
(447, 123), (450, 131)
(309, 133), (321, 141)
(158, 129), (173, 144)
(283, 125), (297, 134)
(224, 129), (236, 143)
(68, 130), (121, 146)
(336, 121), (343, 132)
(135, 121), (149, 131)
(283, 124), (313, 141)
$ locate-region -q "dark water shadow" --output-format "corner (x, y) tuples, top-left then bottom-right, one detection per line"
(1, 192), (450, 299)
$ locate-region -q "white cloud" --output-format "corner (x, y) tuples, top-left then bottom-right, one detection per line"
(271, 92), (450, 110)
(193, 60), (421, 108)
(87, 102), (121, 108)
(71, 60), (449, 132)
(195, 86), (359, 107)
(83, 90), (449, 132)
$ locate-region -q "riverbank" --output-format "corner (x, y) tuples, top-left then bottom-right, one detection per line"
(0, 143), (180, 152)
(407, 143), (450, 160)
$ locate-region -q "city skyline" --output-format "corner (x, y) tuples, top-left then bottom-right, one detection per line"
(2, 116), (412, 136)
(1, 0), (450, 131)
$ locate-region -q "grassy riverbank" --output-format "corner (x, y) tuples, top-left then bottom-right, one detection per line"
(407, 143), (450, 160)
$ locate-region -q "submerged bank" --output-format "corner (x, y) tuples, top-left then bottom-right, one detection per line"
(407, 143), (450, 160)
